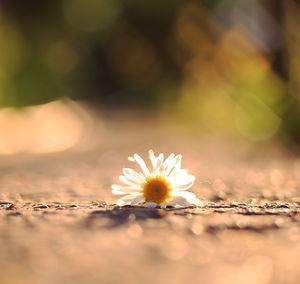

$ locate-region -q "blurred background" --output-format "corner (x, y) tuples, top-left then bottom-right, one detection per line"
(0, 0), (299, 153)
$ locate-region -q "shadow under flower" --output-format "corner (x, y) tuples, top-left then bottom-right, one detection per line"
(85, 206), (169, 228)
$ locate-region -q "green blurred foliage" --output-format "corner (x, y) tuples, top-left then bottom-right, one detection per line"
(0, 0), (300, 143)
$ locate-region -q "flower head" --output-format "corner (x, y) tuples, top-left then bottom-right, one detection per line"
(112, 150), (202, 208)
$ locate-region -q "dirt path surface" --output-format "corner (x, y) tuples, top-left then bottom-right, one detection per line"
(1, 114), (300, 284)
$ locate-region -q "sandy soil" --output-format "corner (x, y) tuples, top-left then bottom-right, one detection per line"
(1, 113), (300, 284)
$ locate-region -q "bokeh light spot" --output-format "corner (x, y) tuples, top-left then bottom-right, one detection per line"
(235, 94), (281, 141)
(63, 0), (122, 34)
(0, 99), (91, 154)
(44, 41), (79, 74)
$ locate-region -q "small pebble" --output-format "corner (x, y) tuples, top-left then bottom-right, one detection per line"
(7, 203), (18, 210)
(0, 201), (11, 205)
(278, 204), (289, 208)
(34, 204), (49, 209)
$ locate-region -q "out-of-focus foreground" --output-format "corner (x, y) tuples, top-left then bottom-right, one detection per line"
(1, 116), (300, 284)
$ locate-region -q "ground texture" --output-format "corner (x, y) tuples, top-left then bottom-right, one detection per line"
(1, 114), (300, 284)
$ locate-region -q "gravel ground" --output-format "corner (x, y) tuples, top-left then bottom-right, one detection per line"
(1, 113), (300, 284)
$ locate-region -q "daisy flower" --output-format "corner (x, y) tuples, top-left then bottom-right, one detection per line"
(112, 150), (202, 208)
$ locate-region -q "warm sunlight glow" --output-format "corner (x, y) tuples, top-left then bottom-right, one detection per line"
(0, 99), (90, 154)
(32, 100), (85, 153)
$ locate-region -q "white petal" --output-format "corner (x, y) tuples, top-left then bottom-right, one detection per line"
(119, 175), (139, 186)
(178, 174), (195, 182)
(165, 162), (176, 176)
(153, 158), (164, 176)
(133, 154), (151, 177)
(163, 153), (175, 168)
(173, 184), (193, 191)
(170, 172), (194, 184)
(157, 165), (165, 176)
(130, 195), (144, 205)
(112, 188), (141, 195)
(148, 149), (157, 170)
(147, 202), (157, 208)
(171, 180), (194, 191)
(169, 169), (190, 180)
(170, 191), (196, 199)
(153, 156), (162, 170)
(170, 191), (203, 207)
(123, 168), (145, 183)
(167, 196), (190, 207)
(169, 173), (195, 188)
(166, 155), (182, 177)
(188, 198), (203, 207)
(171, 179), (192, 188)
(157, 153), (164, 164)
(112, 184), (140, 190)
(163, 153), (175, 175)
(112, 189), (126, 195)
(174, 154), (182, 167)
(116, 194), (143, 206)
(169, 169), (188, 179)
(112, 184), (141, 195)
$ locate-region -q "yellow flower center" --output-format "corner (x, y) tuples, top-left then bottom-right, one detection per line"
(142, 177), (171, 204)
